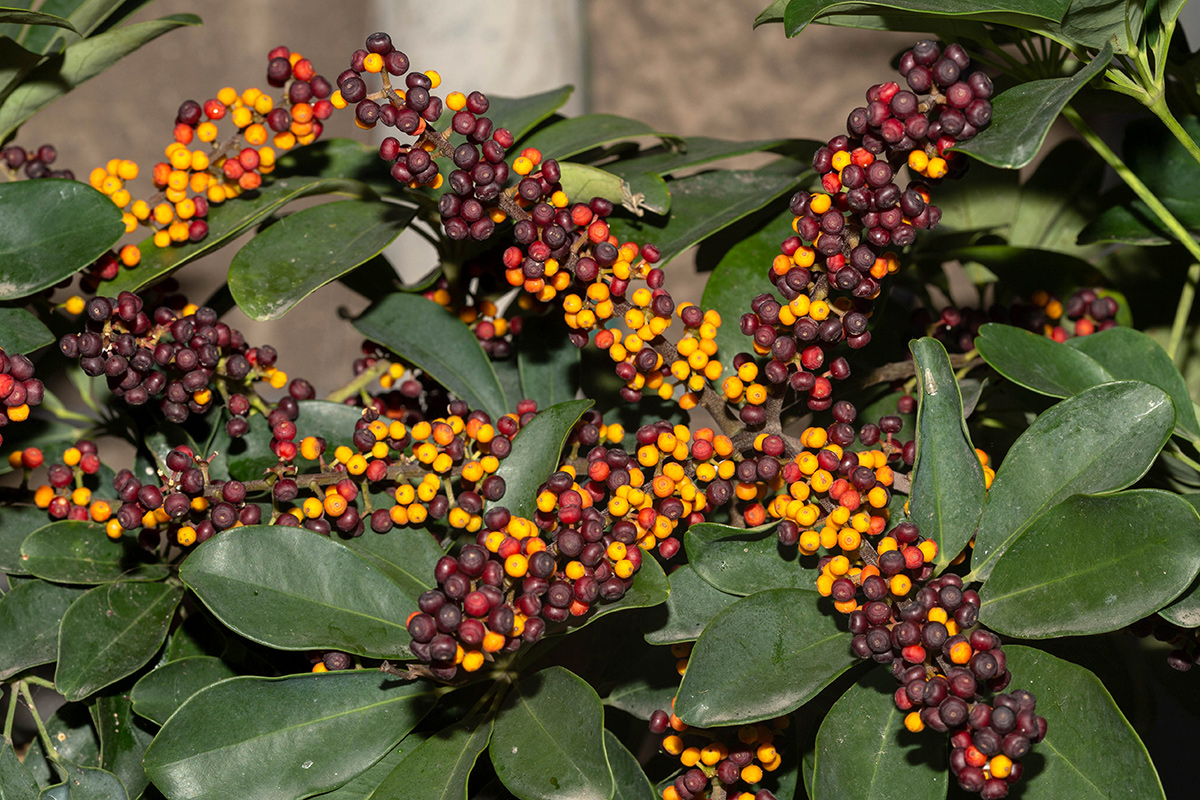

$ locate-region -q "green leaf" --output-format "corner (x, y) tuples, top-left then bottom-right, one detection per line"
(781, 0), (1069, 36)
(129, 656), (238, 726)
(55, 581), (182, 701)
(674, 589), (854, 727)
(492, 399), (592, 519)
(0, 180), (122, 299)
(607, 136), (802, 177)
(908, 338), (986, 571)
(489, 86), (574, 143)
(519, 114), (669, 160)
(0, 307), (53, 353)
(1009, 140), (1106, 256)
(685, 522), (817, 596)
(1067, 322), (1200, 442)
(228, 199), (413, 321)
(0, 742), (41, 800)
(0, 14), (201, 143)
(643, 564), (739, 644)
(975, 323), (1114, 397)
(0, 36), (42, 107)
(0, 578), (86, 679)
(44, 702), (98, 768)
(980, 490), (1200, 637)
(490, 666), (613, 800)
(20, 521), (169, 584)
(94, 689), (155, 798)
(353, 292), (509, 421)
(606, 160), (806, 266)
(969, 381), (1175, 581)
(600, 644), (681, 720)
(1037, 0), (1149, 53)
(1001, 645), (1165, 799)
(0, 9), (78, 31)
(1080, 197), (1174, 245)
(309, 736), (423, 800)
(555, 163), (671, 216)
(143, 671), (437, 800)
(180, 525), (416, 659)
(39, 765), (127, 800)
(956, 43), (1112, 169)
(341, 528), (443, 602)
(366, 715), (492, 800)
(701, 205), (795, 378)
(812, 668), (947, 800)
(517, 314), (580, 410)
(604, 731), (656, 800)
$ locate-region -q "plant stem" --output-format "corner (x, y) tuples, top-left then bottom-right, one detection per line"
(325, 359), (392, 404)
(1168, 262), (1200, 364)
(22, 676), (56, 691)
(17, 682), (65, 778)
(1146, 94), (1200, 168)
(1064, 105), (1200, 357)
(3, 685), (17, 744)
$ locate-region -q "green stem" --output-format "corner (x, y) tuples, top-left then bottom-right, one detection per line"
(1165, 444), (1200, 475)
(1146, 94), (1200, 168)
(17, 682), (65, 778)
(3, 685), (17, 744)
(1168, 263), (1200, 364)
(22, 676), (56, 691)
(325, 359), (392, 404)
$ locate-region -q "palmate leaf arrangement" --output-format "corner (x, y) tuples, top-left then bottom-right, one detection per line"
(2, 0), (1200, 798)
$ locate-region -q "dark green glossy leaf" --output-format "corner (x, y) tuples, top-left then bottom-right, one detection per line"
(606, 160), (806, 266)
(1067, 316), (1200, 442)
(0, 14), (200, 143)
(229, 199), (413, 321)
(1037, 0), (1148, 53)
(519, 114), (668, 160)
(701, 205), (795, 378)
(607, 136), (802, 177)
(605, 731), (656, 800)
(38, 765), (126, 800)
(0, 307), (53, 353)
(781, 0), (1068, 36)
(957, 43), (1112, 169)
(0, 578), (86, 679)
(643, 564), (739, 644)
(94, 690), (155, 798)
(44, 702), (99, 768)
(341, 528), (443, 603)
(0, 743), (40, 800)
(1161, 495), (1200, 627)
(969, 381), (1175, 581)
(674, 589), (854, 727)
(489, 86), (574, 144)
(180, 525), (416, 659)
(812, 668), (947, 800)
(0, 9), (77, 31)
(310, 736), (423, 800)
(685, 522), (816, 596)
(144, 671), (437, 800)
(492, 399), (592, 519)
(517, 314), (580, 410)
(909, 338), (986, 571)
(20, 522), (169, 584)
(367, 715), (491, 800)
(0, 35), (41, 107)
(1001, 646), (1165, 799)
(98, 174), (372, 298)
(980, 490), (1200, 637)
(0, 180), (122, 299)
(55, 581), (182, 701)
(129, 656), (237, 726)
(354, 292), (509, 421)
(975, 323), (1114, 397)
(600, 644), (681, 721)
(490, 667), (613, 800)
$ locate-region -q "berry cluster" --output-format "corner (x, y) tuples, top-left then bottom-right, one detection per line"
(849, 567), (1043, 798)
(82, 44), (332, 271)
(1130, 615), (1200, 672)
(1, 143), (72, 180)
(57, 295), (293, 425)
(649, 655), (786, 800)
(0, 348), (42, 450)
(27, 443), (109, 526)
